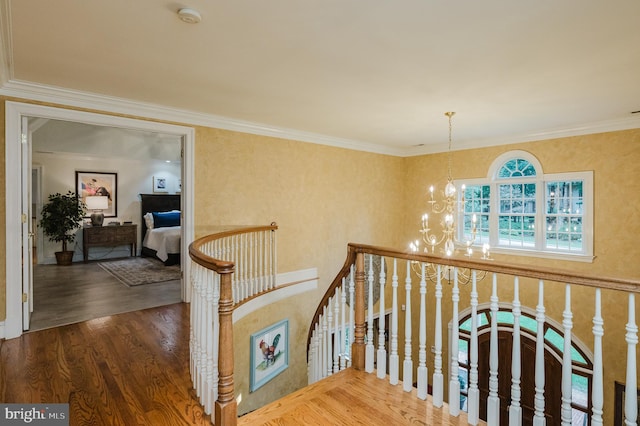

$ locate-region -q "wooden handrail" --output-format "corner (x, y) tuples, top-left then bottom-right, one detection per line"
(188, 223), (278, 426)
(307, 242), (640, 353)
(188, 223), (279, 273)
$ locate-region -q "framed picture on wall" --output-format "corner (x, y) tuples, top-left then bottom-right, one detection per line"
(250, 319), (289, 392)
(76, 171), (117, 218)
(153, 176), (168, 193)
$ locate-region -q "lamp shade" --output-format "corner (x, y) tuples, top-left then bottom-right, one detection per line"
(85, 195), (108, 210)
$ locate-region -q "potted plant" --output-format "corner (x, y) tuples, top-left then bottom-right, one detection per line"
(40, 191), (86, 265)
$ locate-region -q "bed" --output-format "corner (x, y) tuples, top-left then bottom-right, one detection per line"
(140, 194), (181, 265)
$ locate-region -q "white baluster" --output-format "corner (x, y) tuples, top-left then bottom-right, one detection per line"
(417, 263), (428, 400)
(433, 265), (444, 407)
(309, 326), (317, 384)
(533, 280), (546, 426)
(403, 261), (413, 392)
(487, 273), (500, 425)
(366, 255), (375, 373)
(327, 299), (334, 377)
(321, 307), (327, 379)
(340, 278), (347, 371)
(509, 277), (522, 426)
(389, 259), (399, 385)
(211, 273), (220, 411)
(271, 228), (278, 291)
(314, 323), (321, 383)
(449, 269), (460, 416)
(591, 288), (603, 426)
(334, 289), (340, 374)
(561, 284), (573, 426)
(625, 294), (638, 426)
(348, 265), (355, 368)
(377, 257), (387, 379)
(468, 270), (479, 424)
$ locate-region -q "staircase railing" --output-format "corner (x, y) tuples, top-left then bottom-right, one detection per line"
(188, 224), (278, 426)
(307, 243), (640, 425)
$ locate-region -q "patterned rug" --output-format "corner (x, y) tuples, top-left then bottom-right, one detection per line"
(98, 257), (181, 287)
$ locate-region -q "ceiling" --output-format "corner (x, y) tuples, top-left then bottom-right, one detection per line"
(2, 0), (640, 156)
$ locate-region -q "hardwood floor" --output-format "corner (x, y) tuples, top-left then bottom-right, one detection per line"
(239, 368), (482, 426)
(30, 260), (182, 331)
(0, 303), (211, 425)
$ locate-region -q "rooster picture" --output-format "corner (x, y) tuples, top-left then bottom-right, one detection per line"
(259, 333), (281, 367)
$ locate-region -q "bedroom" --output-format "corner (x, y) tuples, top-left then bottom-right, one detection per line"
(30, 117), (183, 330)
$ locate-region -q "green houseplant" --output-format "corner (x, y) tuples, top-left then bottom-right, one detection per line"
(40, 191), (86, 265)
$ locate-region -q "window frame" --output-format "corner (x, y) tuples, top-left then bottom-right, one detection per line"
(456, 151), (594, 262)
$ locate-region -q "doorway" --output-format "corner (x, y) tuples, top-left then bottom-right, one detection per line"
(5, 101), (195, 339)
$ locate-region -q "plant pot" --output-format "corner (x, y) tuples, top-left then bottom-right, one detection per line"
(55, 251), (74, 266)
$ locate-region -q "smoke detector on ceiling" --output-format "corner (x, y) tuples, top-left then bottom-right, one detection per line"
(177, 8), (202, 24)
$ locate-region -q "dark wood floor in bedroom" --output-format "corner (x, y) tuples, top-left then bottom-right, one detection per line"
(30, 259), (182, 332)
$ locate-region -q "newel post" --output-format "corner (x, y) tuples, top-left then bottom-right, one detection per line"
(215, 271), (237, 426)
(352, 252), (366, 370)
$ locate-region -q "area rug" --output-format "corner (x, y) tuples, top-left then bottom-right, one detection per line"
(98, 257), (181, 287)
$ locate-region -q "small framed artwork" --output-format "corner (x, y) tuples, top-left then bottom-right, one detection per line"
(250, 319), (289, 392)
(76, 171), (117, 217)
(153, 176), (168, 193)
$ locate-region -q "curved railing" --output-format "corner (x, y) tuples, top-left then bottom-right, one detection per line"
(307, 242), (640, 425)
(188, 223), (278, 426)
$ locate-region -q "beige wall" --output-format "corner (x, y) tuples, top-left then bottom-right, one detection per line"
(1, 97), (639, 421)
(401, 129), (640, 424)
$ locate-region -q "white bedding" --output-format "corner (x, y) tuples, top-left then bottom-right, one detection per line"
(143, 226), (181, 261)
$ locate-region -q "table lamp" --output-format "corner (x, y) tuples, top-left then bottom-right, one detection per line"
(85, 195), (109, 226)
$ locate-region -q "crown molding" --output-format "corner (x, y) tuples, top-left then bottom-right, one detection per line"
(2, 79), (639, 158)
(0, 79), (405, 156)
(404, 114), (640, 157)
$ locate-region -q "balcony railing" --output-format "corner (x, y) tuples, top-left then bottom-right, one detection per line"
(189, 233), (640, 425)
(188, 224), (278, 425)
(307, 243), (640, 426)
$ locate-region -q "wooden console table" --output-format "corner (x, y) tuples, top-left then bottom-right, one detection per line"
(83, 224), (137, 262)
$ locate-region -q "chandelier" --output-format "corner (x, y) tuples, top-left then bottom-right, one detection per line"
(409, 112), (490, 283)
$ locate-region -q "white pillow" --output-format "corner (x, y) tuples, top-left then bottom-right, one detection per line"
(143, 212), (154, 229)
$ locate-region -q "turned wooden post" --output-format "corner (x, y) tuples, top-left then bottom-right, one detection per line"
(215, 271), (237, 426)
(351, 252), (366, 370)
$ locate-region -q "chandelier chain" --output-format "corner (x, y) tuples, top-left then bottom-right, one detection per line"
(446, 111), (455, 181)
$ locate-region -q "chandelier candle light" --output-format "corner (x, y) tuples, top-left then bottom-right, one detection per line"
(410, 112), (490, 282)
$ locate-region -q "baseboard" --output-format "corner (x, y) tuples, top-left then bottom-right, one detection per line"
(233, 268), (318, 323)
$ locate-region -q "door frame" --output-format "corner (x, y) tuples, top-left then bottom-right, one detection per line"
(4, 101), (195, 339)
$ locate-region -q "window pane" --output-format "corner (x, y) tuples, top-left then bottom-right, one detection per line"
(520, 315), (537, 333)
(545, 180), (584, 252)
(461, 184), (490, 245)
(571, 409), (588, 426)
(458, 339), (469, 364)
(459, 368), (469, 392)
(572, 373), (589, 407)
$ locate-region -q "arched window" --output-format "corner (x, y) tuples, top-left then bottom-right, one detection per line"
(456, 307), (592, 424)
(458, 150), (593, 261)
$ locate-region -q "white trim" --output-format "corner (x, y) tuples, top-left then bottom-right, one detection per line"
(4, 101), (195, 339)
(233, 268), (318, 322)
(0, 80), (403, 157)
(275, 268), (318, 287)
(0, 320), (5, 339)
(488, 150), (544, 179)
(2, 80), (640, 158)
(457, 151), (594, 261)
